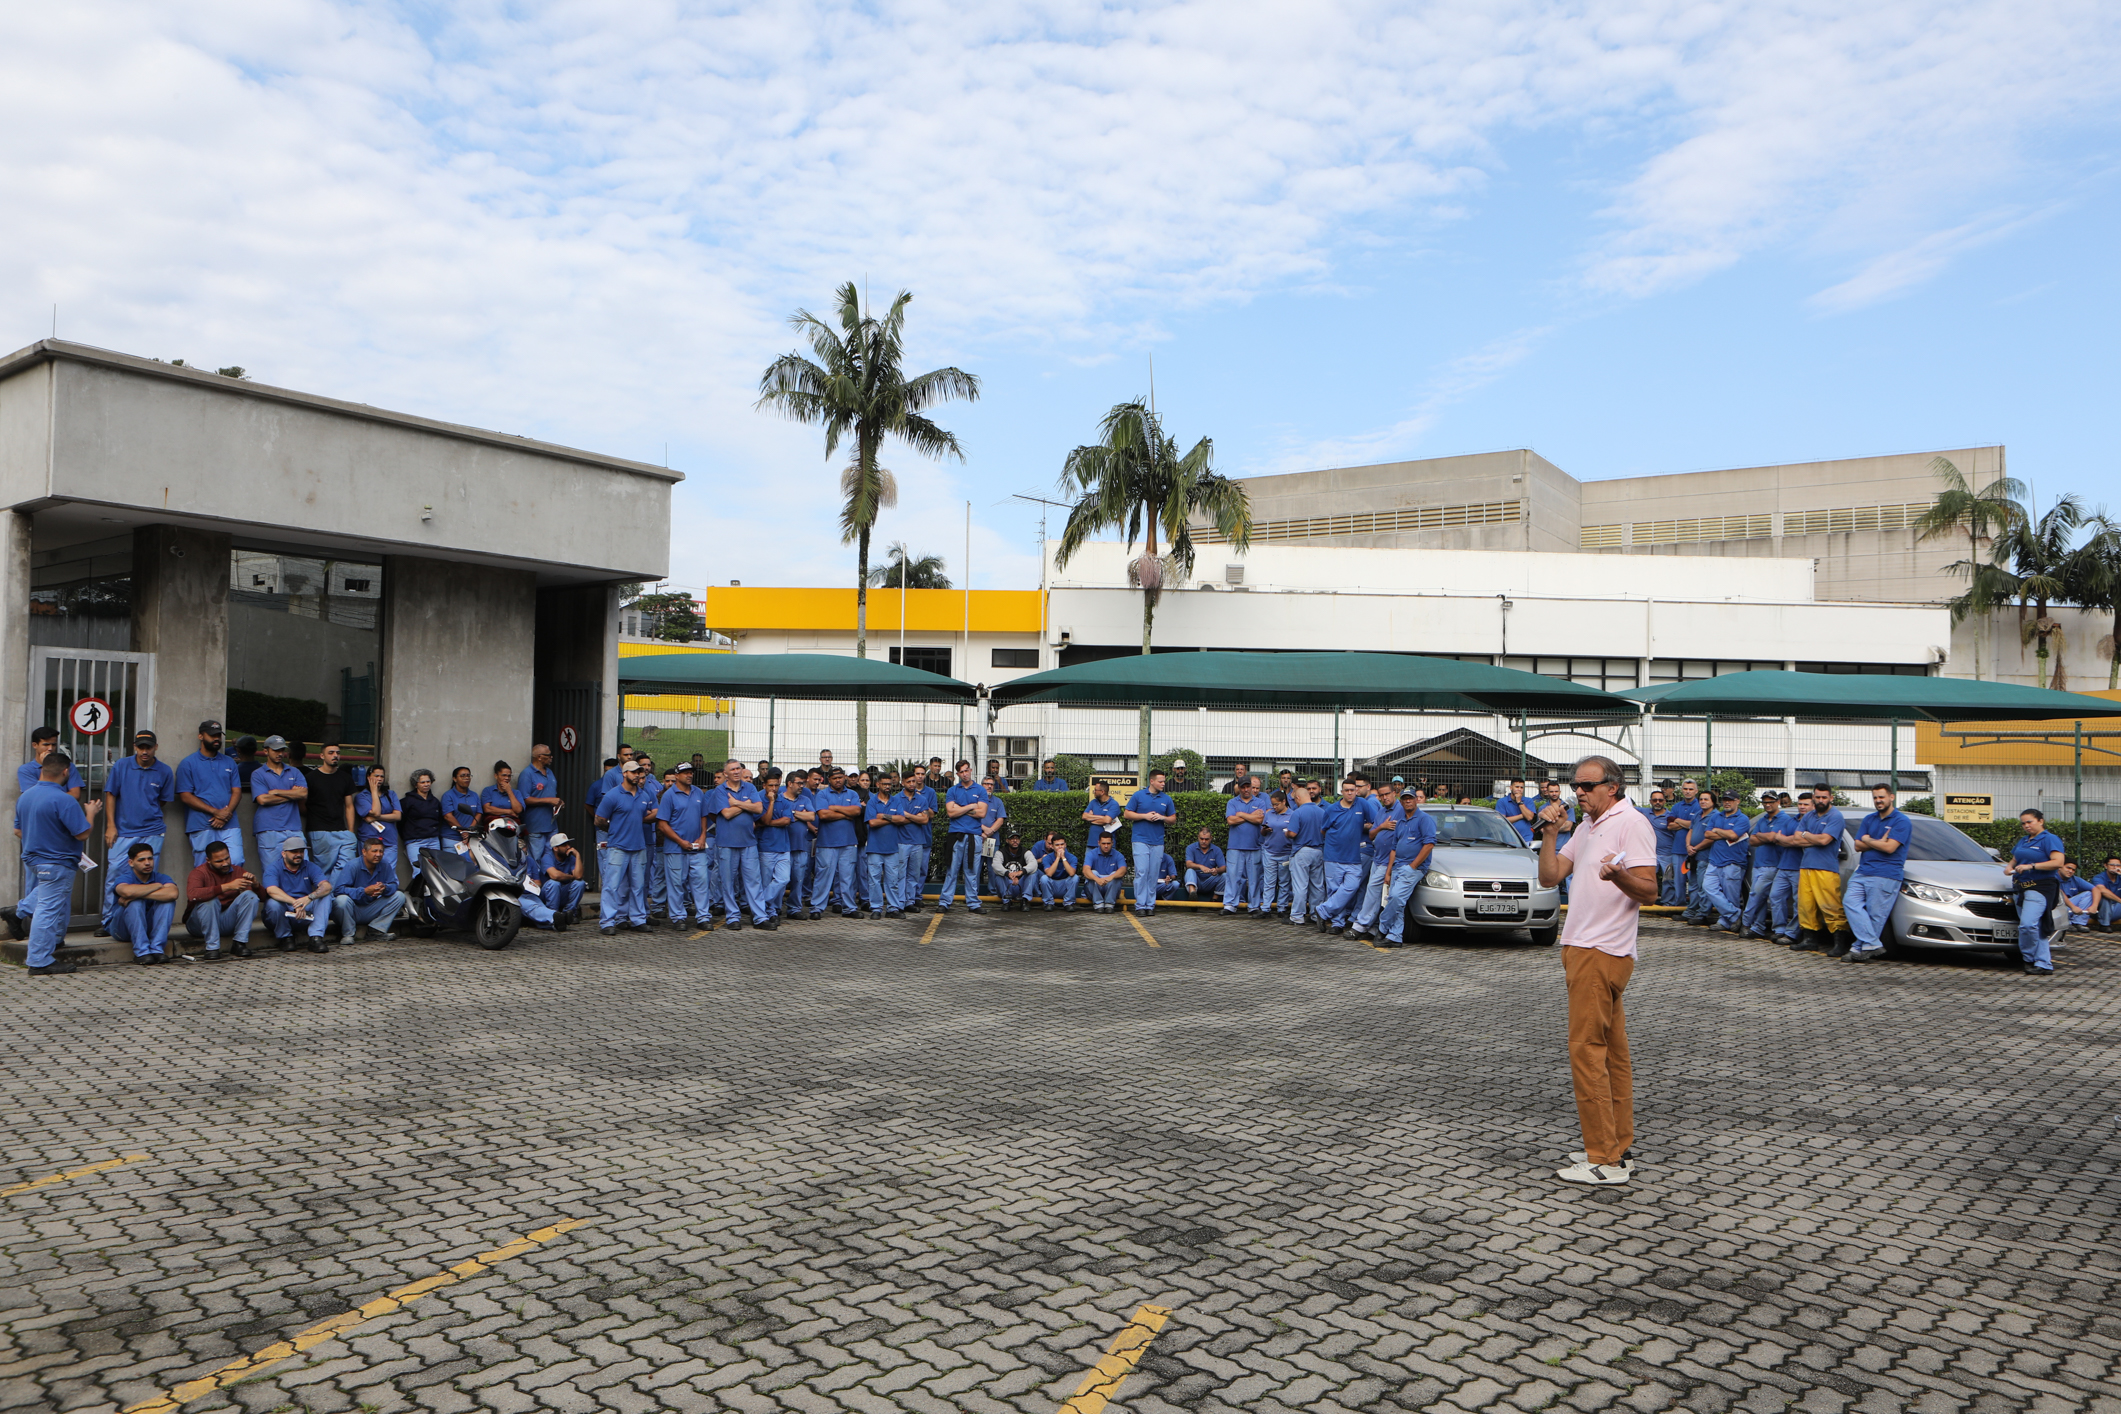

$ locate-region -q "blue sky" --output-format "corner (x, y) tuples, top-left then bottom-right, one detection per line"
(5, 1), (2118, 592)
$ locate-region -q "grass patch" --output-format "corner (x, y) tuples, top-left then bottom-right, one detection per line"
(616, 727), (729, 767)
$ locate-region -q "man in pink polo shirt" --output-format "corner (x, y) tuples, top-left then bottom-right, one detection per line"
(1536, 754), (1660, 1186)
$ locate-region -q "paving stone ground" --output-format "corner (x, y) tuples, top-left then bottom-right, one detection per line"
(2, 908), (2118, 1414)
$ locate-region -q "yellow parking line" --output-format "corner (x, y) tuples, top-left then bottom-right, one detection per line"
(1, 1153), (148, 1198)
(120, 1218), (590, 1413)
(919, 912), (943, 946)
(1123, 912), (1160, 948)
(1058, 1304), (1174, 1413)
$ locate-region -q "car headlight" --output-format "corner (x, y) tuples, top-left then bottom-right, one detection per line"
(1422, 871), (1455, 889)
(1900, 881), (1963, 905)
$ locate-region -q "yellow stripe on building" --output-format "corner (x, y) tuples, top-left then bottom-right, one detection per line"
(619, 640), (732, 713)
(1915, 688), (2121, 766)
(701, 586), (1042, 634)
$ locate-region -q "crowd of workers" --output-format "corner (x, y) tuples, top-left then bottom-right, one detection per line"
(12, 721), (2108, 979)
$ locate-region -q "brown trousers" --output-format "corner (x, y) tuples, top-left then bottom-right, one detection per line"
(1564, 945), (1634, 1165)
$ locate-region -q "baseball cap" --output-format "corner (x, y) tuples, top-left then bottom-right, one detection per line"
(198, 719), (223, 734)
(262, 734), (290, 750)
(133, 728), (157, 744)
(675, 760), (695, 773)
(1720, 789), (1740, 801)
(550, 832), (572, 849)
(278, 837), (307, 853)
(1391, 776), (1404, 783)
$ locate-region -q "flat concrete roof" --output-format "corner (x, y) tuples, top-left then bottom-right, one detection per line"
(0, 340), (684, 484)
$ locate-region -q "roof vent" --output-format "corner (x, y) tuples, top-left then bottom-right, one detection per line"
(1224, 564), (1245, 586)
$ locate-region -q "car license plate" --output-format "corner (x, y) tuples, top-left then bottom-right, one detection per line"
(1475, 900), (1522, 915)
(1991, 924), (2017, 943)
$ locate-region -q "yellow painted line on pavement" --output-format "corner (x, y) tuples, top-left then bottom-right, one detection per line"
(1123, 912), (1160, 948)
(1058, 1303), (1173, 1414)
(121, 1218), (590, 1413)
(1, 1152), (148, 1198)
(919, 911), (944, 946)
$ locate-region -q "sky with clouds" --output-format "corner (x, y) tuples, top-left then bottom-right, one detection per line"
(5, 0), (2118, 594)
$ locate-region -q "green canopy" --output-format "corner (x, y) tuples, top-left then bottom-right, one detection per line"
(989, 651), (1632, 714)
(1622, 671), (2121, 722)
(619, 652), (977, 704)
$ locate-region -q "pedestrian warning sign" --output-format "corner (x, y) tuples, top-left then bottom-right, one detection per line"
(69, 696), (113, 736)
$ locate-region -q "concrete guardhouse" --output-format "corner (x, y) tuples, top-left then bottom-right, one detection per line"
(0, 340), (676, 915)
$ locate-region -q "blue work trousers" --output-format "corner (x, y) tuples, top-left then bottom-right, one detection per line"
(1703, 862), (1747, 928)
(1084, 871), (1125, 908)
(1353, 857), (1391, 931)
(1184, 868), (1224, 898)
(759, 851), (792, 918)
(1771, 870), (1801, 939)
(1320, 860), (1364, 926)
(1289, 846), (1325, 922)
(1036, 871), (1080, 905)
(717, 844), (767, 924)
(540, 878), (585, 916)
(186, 890), (259, 950)
(2016, 889), (2053, 972)
(1656, 855), (1683, 905)
(1842, 874), (1899, 954)
(1380, 863), (1427, 945)
(1262, 853), (1292, 912)
(334, 891), (406, 937)
(663, 849), (715, 922)
(111, 897), (174, 957)
(308, 830), (357, 876)
(1131, 843), (1165, 913)
(600, 848), (648, 927)
(811, 846), (857, 913)
(23, 863), (74, 968)
(1742, 865), (1777, 933)
(1223, 849), (1262, 913)
(939, 836), (983, 910)
(188, 825), (246, 869)
(865, 851), (906, 914)
(266, 897), (330, 941)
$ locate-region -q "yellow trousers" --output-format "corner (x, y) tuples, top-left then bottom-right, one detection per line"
(1797, 869), (1847, 934)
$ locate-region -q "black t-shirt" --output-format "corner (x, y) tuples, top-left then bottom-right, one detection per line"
(303, 765), (355, 832)
(401, 792), (445, 841)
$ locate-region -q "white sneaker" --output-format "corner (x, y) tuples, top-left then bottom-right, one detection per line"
(1555, 1159), (1632, 1185)
(1567, 1150), (1634, 1168)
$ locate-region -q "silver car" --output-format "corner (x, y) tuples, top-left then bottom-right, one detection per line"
(1405, 805), (1562, 945)
(1833, 814), (2020, 955)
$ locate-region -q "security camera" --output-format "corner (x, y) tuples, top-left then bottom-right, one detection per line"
(1051, 627), (1072, 648)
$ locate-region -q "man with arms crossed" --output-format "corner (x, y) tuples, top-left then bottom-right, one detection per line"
(1537, 755), (1659, 1186)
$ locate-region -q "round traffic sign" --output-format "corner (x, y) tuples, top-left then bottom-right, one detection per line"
(558, 725), (579, 753)
(69, 696), (113, 736)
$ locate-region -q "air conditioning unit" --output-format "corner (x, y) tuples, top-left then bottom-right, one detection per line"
(1224, 564), (1245, 586)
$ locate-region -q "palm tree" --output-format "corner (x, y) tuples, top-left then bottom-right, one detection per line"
(868, 546), (953, 589)
(1995, 494), (2085, 689)
(2068, 512), (2121, 690)
(756, 282), (979, 767)
(1053, 398), (1252, 776)
(1912, 455), (2027, 680)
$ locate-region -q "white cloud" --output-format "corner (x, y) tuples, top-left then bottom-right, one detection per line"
(2, 0), (2116, 590)
(1807, 206), (2059, 313)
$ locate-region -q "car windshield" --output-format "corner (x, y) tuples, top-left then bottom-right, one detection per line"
(1421, 808), (1525, 847)
(1901, 815), (1996, 863)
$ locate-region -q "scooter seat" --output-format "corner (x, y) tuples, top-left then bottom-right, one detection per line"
(427, 850), (476, 883)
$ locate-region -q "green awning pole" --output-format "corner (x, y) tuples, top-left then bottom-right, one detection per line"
(1333, 707), (1341, 779)
(1704, 714), (1713, 784)
(1890, 717), (1899, 794)
(1518, 718), (1527, 780)
(2076, 720), (2084, 849)
(768, 696), (776, 764)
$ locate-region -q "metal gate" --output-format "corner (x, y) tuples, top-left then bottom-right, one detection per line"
(534, 681), (603, 878)
(29, 648), (157, 924)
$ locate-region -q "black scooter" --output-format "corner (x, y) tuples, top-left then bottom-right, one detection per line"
(402, 821), (529, 949)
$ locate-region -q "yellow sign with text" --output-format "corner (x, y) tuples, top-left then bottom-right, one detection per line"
(1940, 793), (1994, 824)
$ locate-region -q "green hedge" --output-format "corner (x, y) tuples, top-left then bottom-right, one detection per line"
(1960, 819), (2121, 861)
(922, 789), (1243, 857)
(226, 688), (327, 743)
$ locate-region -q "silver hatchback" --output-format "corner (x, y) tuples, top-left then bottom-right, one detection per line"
(1835, 814), (2020, 954)
(1405, 805), (1562, 945)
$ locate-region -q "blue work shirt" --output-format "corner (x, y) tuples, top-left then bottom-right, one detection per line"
(18, 759), (84, 795)
(1320, 799), (1367, 865)
(1705, 809), (1751, 867)
(1852, 809), (1914, 878)
(1662, 798), (1702, 857)
(354, 788), (401, 851)
(588, 765), (622, 815)
(479, 785), (521, 821)
(1498, 792), (1538, 844)
(1357, 793), (1385, 846)
(1125, 789), (1176, 849)
(14, 782), (88, 866)
(250, 765), (307, 833)
(265, 858), (328, 900)
(945, 782), (990, 835)
(1185, 842), (1225, 874)
(1796, 807), (1847, 871)
(1748, 811), (1789, 870)
(863, 794), (902, 854)
(442, 787), (483, 836)
(1390, 809), (1439, 867)
(1082, 792), (1121, 841)
(1262, 808), (1294, 857)
(784, 787), (816, 849)
(105, 756), (176, 835)
(757, 791), (796, 853)
(1224, 795), (1266, 851)
(893, 792), (927, 850)
(334, 855), (400, 899)
(2012, 830), (2066, 874)
(1032, 776), (1070, 791)
(658, 785), (709, 852)
(517, 765), (559, 834)
(598, 785), (655, 852)
(709, 782), (762, 848)
(174, 749), (242, 832)
(1288, 802), (1326, 850)
(1084, 843), (1125, 878)
(2061, 874), (2094, 906)
(813, 788), (861, 849)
